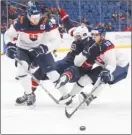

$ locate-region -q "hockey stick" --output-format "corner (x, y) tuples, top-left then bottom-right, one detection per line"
(15, 57), (59, 104)
(65, 77), (102, 118)
(56, 0), (60, 10)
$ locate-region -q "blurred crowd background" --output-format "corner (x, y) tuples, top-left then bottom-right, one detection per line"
(1, 0), (132, 33)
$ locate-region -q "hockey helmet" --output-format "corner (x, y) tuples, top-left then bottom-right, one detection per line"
(73, 23), (89, 40)
(27, 5), (41, 17)
(91, 27), (106, 37)
(27, 5), (41, 24)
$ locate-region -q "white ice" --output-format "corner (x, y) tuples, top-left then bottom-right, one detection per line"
(1, 49), (131, 134)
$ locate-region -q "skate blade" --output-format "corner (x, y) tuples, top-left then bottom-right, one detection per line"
(27, 103), (36, 109)
(15, 102), (27, 106)
(15, 102), (36, 109)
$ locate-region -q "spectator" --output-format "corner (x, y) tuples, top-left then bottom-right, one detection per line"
(118, 12), (126, 22)
(81, 17), (93, 31)
(8, 5), (18, 19)
(1, 11), (7, 23)
(112, 12), (118, 21)
(81, 17), (90, 26)
(1, 22), (7, 33)
(123, 25), (132, 31)
(104, 23), (114, 31)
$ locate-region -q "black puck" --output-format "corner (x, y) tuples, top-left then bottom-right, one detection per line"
(80, 126), (86, 131)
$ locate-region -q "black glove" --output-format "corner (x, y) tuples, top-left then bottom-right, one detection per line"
(82, 40), (96, 57)
(99, 69), (112, 84)
(29, 44), (48, 57)
(6, 42), (16, 59)
(82, 46), (90, 57)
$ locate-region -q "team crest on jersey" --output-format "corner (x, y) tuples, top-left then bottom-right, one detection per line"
(40, 24), (45, 30)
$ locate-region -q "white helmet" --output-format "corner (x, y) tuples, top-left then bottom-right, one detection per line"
(73, 23), (89, 40)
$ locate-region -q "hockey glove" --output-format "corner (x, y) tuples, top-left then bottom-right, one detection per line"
(29, 44), (48, 58)
(82, 46), (91, 57)
(6, 42), (17, 59)
(99, 69), (113, 84)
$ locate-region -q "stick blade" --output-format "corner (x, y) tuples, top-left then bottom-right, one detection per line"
(65, 107), (72, 118)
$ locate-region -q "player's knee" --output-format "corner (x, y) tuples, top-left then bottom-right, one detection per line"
(64, 66), (81, 82)
(46, 70), (60, 83)
(77, 75), (93, 87)
(17, 61), (29, 77)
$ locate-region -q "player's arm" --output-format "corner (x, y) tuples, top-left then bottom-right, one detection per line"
(42, 21), (61, 53)
(101, 45), (116, 73)
(98, 41), (116, 84)
(74, 40), (96, 67)
(45, 27), (61, 52)
(4, 24), (18, 45)
(4, 22), (19, 59)
(74, 52), (87, 67)
(58, 9), (76, 36)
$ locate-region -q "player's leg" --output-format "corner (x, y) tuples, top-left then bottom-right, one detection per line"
(78, 66), (106, 106)
(108, 64), (129, 84)
(30, 58), (74, 99)
(79, 64), (130, 106)
(35, 53), (71, 101)
(55, 65), (81, 89)
(55, 59), (74, 75)
(15, 47), (35, 106)
(55, 65), (82, 104)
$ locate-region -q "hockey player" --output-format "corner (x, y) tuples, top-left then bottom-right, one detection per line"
(55, 27), (129, 106)
(4, 4), (66, 106)
(31, 24), (94, 94)
(29, 9), (97, 104)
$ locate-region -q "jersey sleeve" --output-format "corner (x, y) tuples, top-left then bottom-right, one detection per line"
(100, 40), (115, 54)
(58, 9), (76, 36)
(4, 24), (18, 44)
(41, 26), (61, 52)
(45, 20), (57, 32)
(74, 52), (87, 67)
(101, 40), (116, 73)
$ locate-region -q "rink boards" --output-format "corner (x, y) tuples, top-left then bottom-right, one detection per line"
(1, 32), (131, 54)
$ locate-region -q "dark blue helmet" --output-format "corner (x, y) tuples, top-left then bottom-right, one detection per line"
(91, 27), (106, 37)
(27, 5), (40, 17)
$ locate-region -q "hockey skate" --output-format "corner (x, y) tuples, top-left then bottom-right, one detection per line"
(55, 74), (69, 89)
(79, 92), (97, 106)
(16, 92), (28, 104)
(27, 93), (36, 106)
(59, 94), (72, 104)
(16, 93), (36, 106)
(59, 94), (75, 106)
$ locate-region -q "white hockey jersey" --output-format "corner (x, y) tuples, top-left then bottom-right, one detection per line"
(4, 16), (61, 52)
(74, 39), (129, 73)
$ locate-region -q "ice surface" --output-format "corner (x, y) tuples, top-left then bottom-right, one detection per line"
(1, 49), (131, 134)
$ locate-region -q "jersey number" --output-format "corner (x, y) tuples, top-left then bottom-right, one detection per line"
(29, 34), (38, 41)
(105, 41), (112, 47)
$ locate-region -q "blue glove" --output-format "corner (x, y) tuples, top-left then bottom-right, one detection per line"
(99, 69), (112, 84)
(29, 44), (48, 58)
(6, 42), (16, 59)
